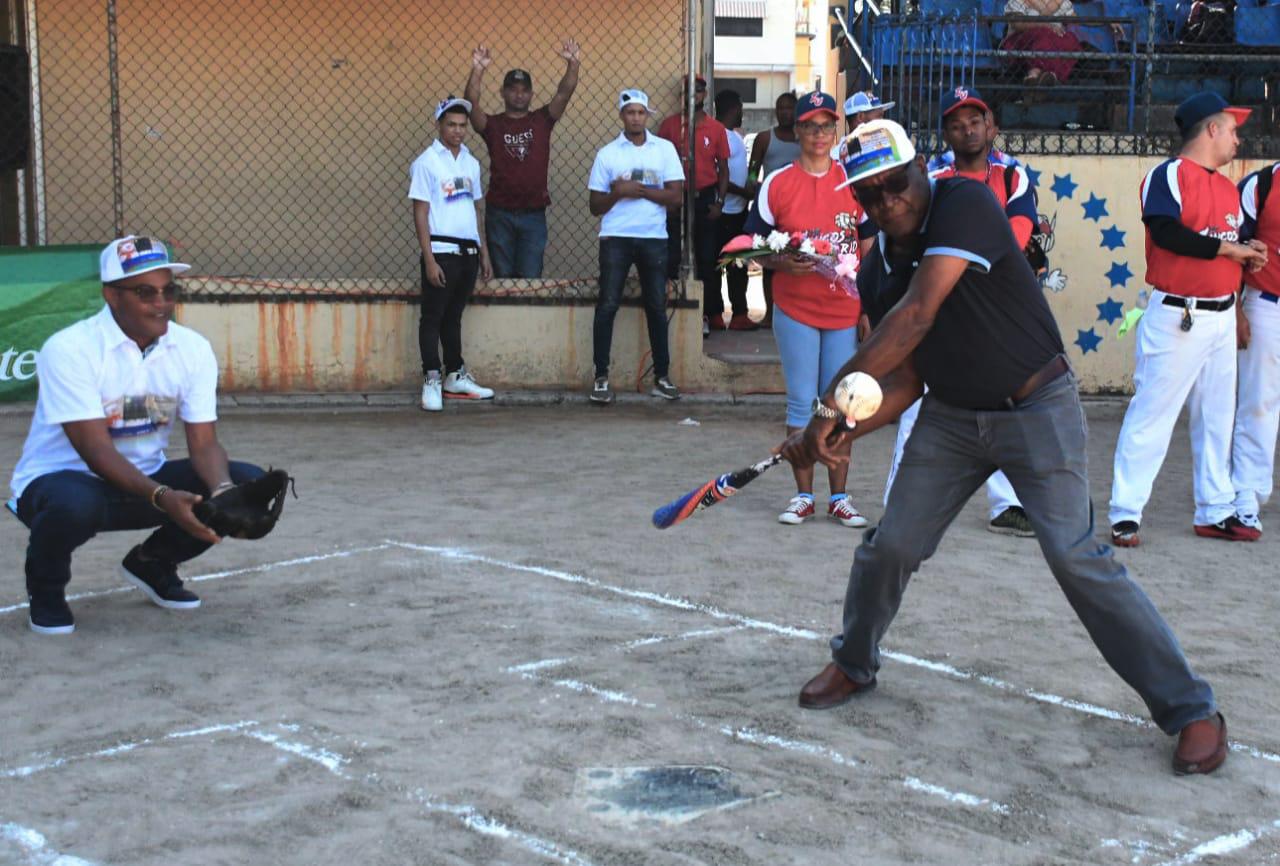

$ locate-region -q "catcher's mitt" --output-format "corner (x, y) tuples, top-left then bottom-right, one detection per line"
(194, 468), (294, 539)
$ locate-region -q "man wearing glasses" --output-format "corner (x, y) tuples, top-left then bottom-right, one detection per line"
(778, 120), (1229, 776)
(7, 236), (265, 636)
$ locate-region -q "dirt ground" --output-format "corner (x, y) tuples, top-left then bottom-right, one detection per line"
(1, 396), (1277, 866)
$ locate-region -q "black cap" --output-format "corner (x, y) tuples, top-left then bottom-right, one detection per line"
(503, 69), (532, 88)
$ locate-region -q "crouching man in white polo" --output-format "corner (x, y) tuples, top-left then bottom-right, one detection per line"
(7, 236), (265, 635)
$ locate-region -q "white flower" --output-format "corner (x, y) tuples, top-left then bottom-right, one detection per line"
(799, 238), (816, 255)
(732, 258), (747, 268)
(766, 231), (790, 252)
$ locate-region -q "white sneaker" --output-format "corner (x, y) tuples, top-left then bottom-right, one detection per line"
(828, 498), (869, 528)
(1237, 512), (1263, 533)
(778, 495), (816, 525)
(443, 367), (494, 400)
(421, 374), (443, 412)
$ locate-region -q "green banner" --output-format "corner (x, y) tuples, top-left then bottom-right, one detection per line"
(0, 245), (104, 402)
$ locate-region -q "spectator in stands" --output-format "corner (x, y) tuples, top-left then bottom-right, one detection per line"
(409, 97), (495, 412)
(745, 92), (876, 529)
(881, 84), (1040, 537)
(464, 41), (581, 279)
(587, 89), (685, 405)
(747, 92), (802, 328)
(658, 75), (730, 335)
(715, 89), (757, 331)
(843, 91), (895, 131)
(1001, 0), (1085, 86)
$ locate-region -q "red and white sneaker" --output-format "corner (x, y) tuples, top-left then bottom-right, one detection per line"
(778, 495), (815, 525)
(828, 498), (869, 528)
(1194, 515), (1261, 542)
(443, 367), (494, 400)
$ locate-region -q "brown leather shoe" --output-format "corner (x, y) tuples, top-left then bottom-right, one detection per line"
(798, 662), (876, 710)
(1173, 712), (1227, 775)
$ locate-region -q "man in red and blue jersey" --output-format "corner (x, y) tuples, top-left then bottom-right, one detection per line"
(1109, 92), (1268, 547)
(1229, 160), (1280, 536)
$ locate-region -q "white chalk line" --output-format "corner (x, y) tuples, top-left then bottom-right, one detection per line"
(505, 625), (748, 675)
(390, 540), (1280, 766)
(411, 790), (599, 866)
(0, 821), (99, 866)
(1155, 818), (1280, 866)
(2, 721), (259, 779)
(0, 544), (392, 616)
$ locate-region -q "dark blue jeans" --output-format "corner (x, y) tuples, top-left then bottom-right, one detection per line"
(15, 459), (264, 597)
(485, 206), (548, 278)
(593, 236), (670, 380)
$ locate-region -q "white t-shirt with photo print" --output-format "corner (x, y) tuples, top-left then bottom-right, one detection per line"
(408, 139), (485, 255)
(588, 130), (685, 239)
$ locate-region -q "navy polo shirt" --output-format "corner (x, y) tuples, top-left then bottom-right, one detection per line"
(857, 177), (1065, 410)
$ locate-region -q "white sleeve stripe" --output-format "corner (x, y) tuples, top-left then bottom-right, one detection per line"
(923, 246), (992, 272)
(757, 166), (786, 225)
(1166, 159), (1182, 208)
(1008, 166), (1030, 202)
(1241, 174), (1259, 221)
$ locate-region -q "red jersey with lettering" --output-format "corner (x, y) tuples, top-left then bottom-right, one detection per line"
(744, 161), (866, 329)
(929, 162), (1037, 249)
(480, 107), (556, 209)
(1140, 157), (1244, 298)
(1240, 162), (1280, 296)
(657, 114), (730, 191)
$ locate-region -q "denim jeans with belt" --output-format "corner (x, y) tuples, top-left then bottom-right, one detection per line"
(829, 372), (1216, 735)
(593, 236), (669, 380)
(15, 459), (264, 597)
(485, 206), (548, 278)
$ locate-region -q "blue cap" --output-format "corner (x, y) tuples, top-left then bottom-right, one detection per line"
(796, 91), (839, 122)
(940, 84), (990, 118)
(844, 92), (896, 116)
(1174, 91), (1250, 136)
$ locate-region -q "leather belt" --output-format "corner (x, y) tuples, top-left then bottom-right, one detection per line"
(1160, 293), (1235, 312)
(1007, 354), (1070, 407)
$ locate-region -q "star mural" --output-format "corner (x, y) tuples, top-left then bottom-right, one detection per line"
(1025, 165), (1042, 188)
(1096, 297), (1124, 325)
(1075, 328), (1102, 354)
(1081, 193), (1109, 222)
(1100, 225), (1126, 250)
(1051, 173), (1078, 201)
(1105, 261), (1133, 288)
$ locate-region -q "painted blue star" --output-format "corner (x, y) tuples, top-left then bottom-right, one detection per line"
(1075, 328), (1102, 354)
(1024, 165), (1042, 188)
(1081, 193), (1109, 222)
(1096, 297), (1124, 325)
(1105, 260), (1133, 288)
(1100, 225), (1126, 251)
(1050, 173), (1078, 201)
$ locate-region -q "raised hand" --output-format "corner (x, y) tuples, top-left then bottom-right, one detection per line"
(472, 45), (492, 70)
(558, 39), (581, 64)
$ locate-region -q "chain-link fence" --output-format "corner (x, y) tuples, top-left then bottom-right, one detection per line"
(8, 0), (698, 301)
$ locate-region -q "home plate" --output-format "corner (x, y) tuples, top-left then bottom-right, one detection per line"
(574, 765), (778, 826)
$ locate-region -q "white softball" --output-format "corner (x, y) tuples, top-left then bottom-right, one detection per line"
(833, 371), (883, 422)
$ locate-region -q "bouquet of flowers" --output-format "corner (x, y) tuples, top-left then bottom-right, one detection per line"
(718, 231), (860, 299)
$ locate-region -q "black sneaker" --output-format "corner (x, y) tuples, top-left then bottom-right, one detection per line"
(651, 377), (681, 400)
(988, 505), (1035, 537)
(589, 376), (614, 405)
(121, 546), (201, 610)
(28, 591), (75, 635)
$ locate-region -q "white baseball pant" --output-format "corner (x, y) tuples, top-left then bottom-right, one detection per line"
(884, 393), (1021, 520)
(1109, 289), (1237, 527)
(1232, 287), (1280, 516)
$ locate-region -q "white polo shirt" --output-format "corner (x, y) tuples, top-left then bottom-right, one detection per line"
(408, 139), (484, 256)
(587, 130), (684, 239)
(724, 128), (748, 216)
(9, 305), (219, 502)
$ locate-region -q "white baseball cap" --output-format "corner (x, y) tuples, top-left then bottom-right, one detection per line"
(835, 119), (917, 189)
(100, 235), (190, 283)
(434, 96), (473, 120)
(843, 92), (896, 116)
(618, 89), (656, 114)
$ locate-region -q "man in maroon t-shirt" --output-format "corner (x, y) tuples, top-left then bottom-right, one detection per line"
(464, 40), (581, 278)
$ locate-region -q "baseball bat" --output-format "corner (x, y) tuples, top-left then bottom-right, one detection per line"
(652, 454), (784, 530)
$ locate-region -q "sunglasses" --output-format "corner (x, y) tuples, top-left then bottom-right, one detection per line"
(853, 165), (912, 208)
(112, 281), (181, 302)
(797, 121), (838, 136)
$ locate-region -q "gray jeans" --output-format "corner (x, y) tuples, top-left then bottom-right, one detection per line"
(830, 371), (1216, 735)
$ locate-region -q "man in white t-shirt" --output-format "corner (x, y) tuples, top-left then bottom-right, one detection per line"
(408, 96), (495, 412)
(586, 89), (686, 404)
(7, 236), (266, 635)
(714, 89), (757, 331)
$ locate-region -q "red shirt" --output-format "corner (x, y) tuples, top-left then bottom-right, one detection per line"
(1140, 157), (1244, 298)
(1240, 162), (1280, 297)
(657, 114), (729, 192)
(480, 107), (556, 210)
(929, 162), (1037, 249)
(745, 161), (865, 329)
